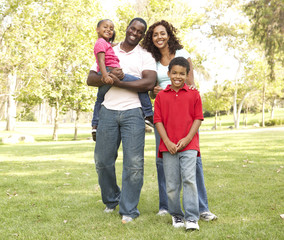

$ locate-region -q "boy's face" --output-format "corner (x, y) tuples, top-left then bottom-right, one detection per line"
(167, 65), (187, 92)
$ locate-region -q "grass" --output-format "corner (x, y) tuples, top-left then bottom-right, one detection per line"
(0, 126), (284, 239)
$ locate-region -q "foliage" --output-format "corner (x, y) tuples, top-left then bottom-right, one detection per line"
(244, 0), (284, 81)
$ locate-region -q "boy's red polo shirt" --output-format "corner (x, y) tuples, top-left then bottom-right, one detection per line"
(154, 84), (204, 158)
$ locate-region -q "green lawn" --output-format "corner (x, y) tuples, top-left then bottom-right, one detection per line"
(0, 128), (283, 239)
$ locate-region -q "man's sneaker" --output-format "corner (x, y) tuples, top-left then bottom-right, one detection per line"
(172, 216), (184, 228)
(104, 207), (115, 213)
(157, 209), (168, 216)
(91, 128), (97, 142)
(185, 220), (199, 231)
(200, 211), (218, 222)
(121, 215), (133, 224)
(145, 116), (154, 128)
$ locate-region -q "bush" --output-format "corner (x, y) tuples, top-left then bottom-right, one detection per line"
(260, 118), (284, 126)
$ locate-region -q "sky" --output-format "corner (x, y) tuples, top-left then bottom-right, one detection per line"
(98, 0), (241, 93)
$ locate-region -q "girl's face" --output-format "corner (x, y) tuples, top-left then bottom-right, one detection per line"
(152, 25), (170, 50)
(96, 20), (114, 41)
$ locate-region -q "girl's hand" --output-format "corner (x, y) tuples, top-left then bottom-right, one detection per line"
(102, 75), (114, 85)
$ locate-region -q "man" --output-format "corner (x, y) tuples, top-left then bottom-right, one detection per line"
(87, 18), (157, 224)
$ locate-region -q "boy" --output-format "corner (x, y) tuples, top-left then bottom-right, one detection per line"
(154, 57), (204, 231)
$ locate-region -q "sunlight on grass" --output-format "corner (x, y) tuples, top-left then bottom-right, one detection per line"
(0, 128), (283, 239)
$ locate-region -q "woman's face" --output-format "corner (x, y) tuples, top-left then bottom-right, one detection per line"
(152, 25), (170, 50)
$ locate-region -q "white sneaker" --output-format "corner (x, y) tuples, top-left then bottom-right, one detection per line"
(121, 215), (133, 224)
(185, 220), (199, 231)
(172, 216), (184, 228)
(157, 209), (168, 216)
(200, 211), (218, 221)
(104, 207), (115, 213)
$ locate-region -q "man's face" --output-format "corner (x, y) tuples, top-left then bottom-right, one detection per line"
(125, 20), (146, 46)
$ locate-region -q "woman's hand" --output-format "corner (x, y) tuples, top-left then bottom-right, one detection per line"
(153, 85), (163, 96)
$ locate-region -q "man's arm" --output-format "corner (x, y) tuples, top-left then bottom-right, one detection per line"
(109, 70), (157, 92)
(86, 70), (105, 87)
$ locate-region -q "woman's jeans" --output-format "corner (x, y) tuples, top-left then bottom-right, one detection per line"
(94, 106), (145, 219)
(163, 150), (199, 221)
(92, 74), (153, 127)
(154, 126), (209, 213)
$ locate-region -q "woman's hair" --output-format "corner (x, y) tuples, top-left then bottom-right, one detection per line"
(141, 20), (183, 62)
(97, 19), (115, 43)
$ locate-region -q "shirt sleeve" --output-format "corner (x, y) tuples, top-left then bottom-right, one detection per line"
(94, 38), (108, 55)
(141, 50), (157, 72)
(194, 91), (204, 121)
(154, 93), (162, 124)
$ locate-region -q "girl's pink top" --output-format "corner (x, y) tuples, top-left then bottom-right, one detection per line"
(94, 38), (120, 72)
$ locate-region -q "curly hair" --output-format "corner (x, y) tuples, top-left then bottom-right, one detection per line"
(141, 20), (183, 62)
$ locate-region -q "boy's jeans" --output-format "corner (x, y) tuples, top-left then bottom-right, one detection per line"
(92, 73), (153, 127)
(163, 150), (199, 221)
(154, 126), (210, 213)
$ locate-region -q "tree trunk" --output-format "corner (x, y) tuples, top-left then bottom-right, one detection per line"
(52, 100), (59, 141)
(73, 110), (80, 140)
(233, 55), (241, 128)
(270, 97), (276, 119)
(6, 73), (17, 131)
(262, 79), (266, 127)
(214, 111), (217, 130)
(236, 92), (250, 129)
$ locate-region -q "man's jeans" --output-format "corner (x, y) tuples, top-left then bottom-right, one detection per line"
(94, 106), (145, 219)
(163, 151), (199, 221)
(154, 126), (209, 213)
(92, 73), (153, 127)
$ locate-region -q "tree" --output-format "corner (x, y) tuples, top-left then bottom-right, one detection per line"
(202, 81), (232, 129)
(244, 0), (284, 82)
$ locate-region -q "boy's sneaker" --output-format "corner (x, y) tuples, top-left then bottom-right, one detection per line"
(121, 215), (133, 224)
(172, 216), (184, 228)
(185, 220), (199, 231)
(91, 128), (97, 142)
(145, 116), (154, 128)
(157, 209), (168, 216)
(104, 207), (115, 213)
(200, 211), (218, 222)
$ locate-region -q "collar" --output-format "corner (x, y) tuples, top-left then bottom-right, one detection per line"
(164, 83), (189, 93)
(116, 42), (140, 54)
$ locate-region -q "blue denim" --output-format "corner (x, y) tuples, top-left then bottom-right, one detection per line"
(94, 106), (145, 219)
(163, 150), (199, 221)
(154, 126), (168, 211)
(154, 126), (209, 213)
(92, 73), (153, 127)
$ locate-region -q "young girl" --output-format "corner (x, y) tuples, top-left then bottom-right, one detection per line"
(91, 19), (153, 141)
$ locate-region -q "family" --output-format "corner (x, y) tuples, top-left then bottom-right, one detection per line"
(87, 17), (217, 231)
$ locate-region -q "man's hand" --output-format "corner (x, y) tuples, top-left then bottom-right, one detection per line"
(110, 68), (124, 80)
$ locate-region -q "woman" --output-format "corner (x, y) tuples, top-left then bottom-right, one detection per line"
(142, 20), (217, 221)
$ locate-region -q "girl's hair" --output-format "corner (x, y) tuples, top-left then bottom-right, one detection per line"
(141, 20), (183, 62)
(97, 19), (115, 43)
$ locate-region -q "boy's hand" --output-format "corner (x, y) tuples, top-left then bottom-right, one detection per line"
(164, 140), (177, 155)
(176, 137), (191, 151)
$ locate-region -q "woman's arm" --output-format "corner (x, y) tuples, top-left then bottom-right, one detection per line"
(186, 57), (195, 87)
